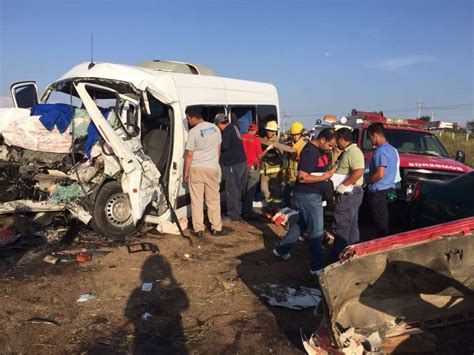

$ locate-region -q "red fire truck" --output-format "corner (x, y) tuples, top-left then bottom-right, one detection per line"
(344, 109), (471, 201)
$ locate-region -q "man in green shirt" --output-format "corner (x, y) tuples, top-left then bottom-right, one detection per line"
(329, 127), (365, 263)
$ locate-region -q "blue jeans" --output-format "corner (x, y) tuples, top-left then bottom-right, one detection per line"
(275, 192), (324, 271)
(222, 162), (247, 220)
(283, 184), (294, 208)
(330, 187), (364, 263)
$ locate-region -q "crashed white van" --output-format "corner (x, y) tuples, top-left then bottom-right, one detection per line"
(0, 60), (279, 238)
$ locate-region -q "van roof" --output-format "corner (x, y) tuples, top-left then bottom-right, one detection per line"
(53, 62), (277, 99)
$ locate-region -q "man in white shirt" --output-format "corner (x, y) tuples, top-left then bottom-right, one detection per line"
(184, 106), (226, 238)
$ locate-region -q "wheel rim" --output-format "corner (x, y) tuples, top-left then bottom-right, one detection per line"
(105, 193), (133, 227)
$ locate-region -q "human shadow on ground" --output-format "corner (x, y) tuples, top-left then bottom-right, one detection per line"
(124, 254), (189, 354)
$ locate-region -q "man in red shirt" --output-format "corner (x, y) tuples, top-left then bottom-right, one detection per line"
(241, 124), (272, 220)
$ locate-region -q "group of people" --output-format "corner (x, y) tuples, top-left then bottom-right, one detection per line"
(183, 105), (400, 277)
(273, 122), (400, 276)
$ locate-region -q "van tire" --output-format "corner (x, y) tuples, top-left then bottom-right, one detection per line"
(90, 181), (139, 239)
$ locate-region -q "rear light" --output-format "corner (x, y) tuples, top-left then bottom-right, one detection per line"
(411, 182), (421, 202)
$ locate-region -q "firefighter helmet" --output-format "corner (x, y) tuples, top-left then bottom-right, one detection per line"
(290, 122), (304, 135)
(265, 121), (279, 131)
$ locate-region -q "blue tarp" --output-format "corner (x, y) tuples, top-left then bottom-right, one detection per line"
(32, 103), (75, 134)
(33, 103), (111, 159)
(238, 110), (252, 134)
(85, 109), (110, 158)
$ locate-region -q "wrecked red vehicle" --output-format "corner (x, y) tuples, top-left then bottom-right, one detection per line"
(304, 217), (474, 354)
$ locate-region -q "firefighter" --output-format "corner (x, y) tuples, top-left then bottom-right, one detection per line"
(260, 120), (283, 203)
(282, 122), (307, 207)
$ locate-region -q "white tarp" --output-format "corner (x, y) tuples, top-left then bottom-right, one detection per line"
(253, 283), (322, 310)
(0, 107), (72, 153)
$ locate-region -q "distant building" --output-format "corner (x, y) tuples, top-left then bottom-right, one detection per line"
(428, 121), (459, 130)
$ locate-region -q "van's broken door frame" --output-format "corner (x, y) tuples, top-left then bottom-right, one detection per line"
(74, 82), (161, 225)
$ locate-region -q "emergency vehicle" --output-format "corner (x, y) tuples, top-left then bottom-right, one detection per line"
(312, 109), (471, 201)
(348, 109), (471, 201)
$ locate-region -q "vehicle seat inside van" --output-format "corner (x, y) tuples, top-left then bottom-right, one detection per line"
(142, 124), (169, 174)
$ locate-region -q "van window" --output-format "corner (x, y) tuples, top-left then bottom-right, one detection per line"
(46, 90), (82, 107)
(256, 105), (278, 137)
(201, 106), (226, 123)
(230, 106), (256, 133)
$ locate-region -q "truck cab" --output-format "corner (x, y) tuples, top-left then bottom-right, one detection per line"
(349, 111), (471, 201)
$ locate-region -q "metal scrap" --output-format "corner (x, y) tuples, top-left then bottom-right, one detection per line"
(126, 242), (159, 254)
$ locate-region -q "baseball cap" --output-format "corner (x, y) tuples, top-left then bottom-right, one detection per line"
(248, 124), (258, 131)
(214, 113), (229, 124)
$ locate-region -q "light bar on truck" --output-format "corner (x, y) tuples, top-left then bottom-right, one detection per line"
(362, 115), (426, 129)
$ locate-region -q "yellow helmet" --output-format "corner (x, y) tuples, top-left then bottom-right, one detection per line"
(265, 121), (279, 131)
(290, 122), (304, 135)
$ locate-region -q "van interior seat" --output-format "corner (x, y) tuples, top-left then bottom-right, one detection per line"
(142, 128), (169, 173)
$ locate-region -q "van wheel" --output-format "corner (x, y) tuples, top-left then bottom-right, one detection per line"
(90, 181), (139, 238)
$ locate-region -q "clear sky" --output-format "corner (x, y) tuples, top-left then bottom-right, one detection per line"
(1, 0), (473, 127)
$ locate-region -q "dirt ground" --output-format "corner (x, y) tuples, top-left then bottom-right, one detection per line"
(0, 216), (324, 354)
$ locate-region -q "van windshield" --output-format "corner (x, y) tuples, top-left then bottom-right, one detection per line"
(362, 129), (450, 157)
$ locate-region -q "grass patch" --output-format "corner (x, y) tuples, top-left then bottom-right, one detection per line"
(437, 131), (474, 168)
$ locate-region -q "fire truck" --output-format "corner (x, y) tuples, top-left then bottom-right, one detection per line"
(313, 109), (471, 201)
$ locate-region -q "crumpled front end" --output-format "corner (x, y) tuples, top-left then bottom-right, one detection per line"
(310, 218), (474, 354)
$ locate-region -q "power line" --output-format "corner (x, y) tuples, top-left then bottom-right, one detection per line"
(284, 103), (474, 118)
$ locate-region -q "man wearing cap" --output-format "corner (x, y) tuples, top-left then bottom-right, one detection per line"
(184, 105), (225, 238)
(282, 121), (307, 208)
(241, 123), (272, 219)
(215, 113), (247, 222)
(328, 127), (365, 263)
(260, 119), (283, 203)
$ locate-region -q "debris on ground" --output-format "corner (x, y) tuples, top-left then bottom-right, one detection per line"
(75, 253), (92, 263)
(76, 293), (96, 303)
(156, 217), (188, 235)
(126, 242), (159, 254)
(43, 255), (59, 264)
(141, 312), (153, 320)
(141, 282), (153, 292)
(253, 283), (322, 310)
(0, 227), (20, 246)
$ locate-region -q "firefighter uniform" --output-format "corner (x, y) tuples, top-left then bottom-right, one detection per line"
(282, 122), (306, 207)
(260, 121), (282, 203)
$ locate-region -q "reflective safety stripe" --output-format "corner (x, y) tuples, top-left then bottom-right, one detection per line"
(260, 166), (281, 175)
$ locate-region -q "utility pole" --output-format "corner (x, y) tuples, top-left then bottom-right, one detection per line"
(417, 99), (422, 118)
(282, 111), (287, 135)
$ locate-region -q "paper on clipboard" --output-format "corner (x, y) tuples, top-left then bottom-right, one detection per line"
(310, 172), (349, 189)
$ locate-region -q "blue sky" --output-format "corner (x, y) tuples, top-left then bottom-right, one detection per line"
(1, 0), (473, 127)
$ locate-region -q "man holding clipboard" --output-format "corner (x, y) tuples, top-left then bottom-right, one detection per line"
(273, 128), (337, 277)
(329, 128), (365, 263)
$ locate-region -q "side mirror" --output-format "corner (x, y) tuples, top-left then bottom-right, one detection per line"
(455, 150), (465, 164)
(10, 81), (39, 108)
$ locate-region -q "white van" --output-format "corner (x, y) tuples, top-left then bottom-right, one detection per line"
(0, 61), (279, 238)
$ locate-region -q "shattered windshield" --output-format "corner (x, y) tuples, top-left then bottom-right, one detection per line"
(362, 129), (450, 157)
